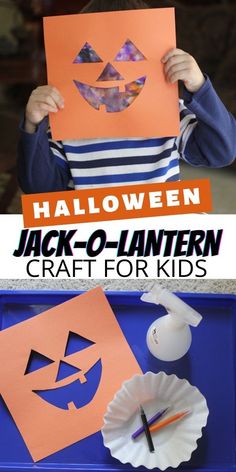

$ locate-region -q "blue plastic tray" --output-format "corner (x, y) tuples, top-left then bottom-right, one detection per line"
(0, 290), (235, 472)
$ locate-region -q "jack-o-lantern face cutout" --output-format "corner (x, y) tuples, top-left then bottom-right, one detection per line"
(73, 39), (147, 112)
(43, 9), (179, 140)
(0, 288), (141, 462)
(25, 332), (102, 410)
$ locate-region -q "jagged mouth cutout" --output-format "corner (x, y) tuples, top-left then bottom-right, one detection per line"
(24, 331), (102, 411)
(73, 39), (147, 112)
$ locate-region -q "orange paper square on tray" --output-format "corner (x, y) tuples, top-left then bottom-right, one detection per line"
(43, 8), (179, 140)
(0, 288), (142, 461)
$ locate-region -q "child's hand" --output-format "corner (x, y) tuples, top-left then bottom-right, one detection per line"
(162, 48), (205, 93)
(25, 85), (64, 133)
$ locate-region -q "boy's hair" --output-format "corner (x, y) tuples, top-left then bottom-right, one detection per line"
(81, 0), (149, 13)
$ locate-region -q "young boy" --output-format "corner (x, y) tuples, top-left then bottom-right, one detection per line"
(18, 0), (236, 193)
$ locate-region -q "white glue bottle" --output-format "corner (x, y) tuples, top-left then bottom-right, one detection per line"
(141, 284), (202, 361)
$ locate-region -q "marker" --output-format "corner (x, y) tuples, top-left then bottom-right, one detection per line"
(140, 405), (155, 453)
(149, 410), (190, 434)
(132, 407), (169, 439)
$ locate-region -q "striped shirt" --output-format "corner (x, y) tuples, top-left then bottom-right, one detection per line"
(18, 77), (236, 194)
(48, 101), (196, 190)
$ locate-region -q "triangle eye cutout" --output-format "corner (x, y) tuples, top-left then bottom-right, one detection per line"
(114, 39), (146, 62)
(65, 331), (95, 357)
(97, 63), (124, 82)
(73, 42), (103, 63)
(25, 350), (54, 375)
(56, 360), (81, 382)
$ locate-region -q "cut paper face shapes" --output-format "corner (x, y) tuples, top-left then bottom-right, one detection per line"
(25, 333), (101, 411)
(73, 39), (147, 113)
(0, 287), (141, 462)
(43, 8), (179, 140)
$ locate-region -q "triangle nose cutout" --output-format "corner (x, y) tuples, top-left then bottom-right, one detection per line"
(96, 63), (124, 82)
(56, 360), (81, 382)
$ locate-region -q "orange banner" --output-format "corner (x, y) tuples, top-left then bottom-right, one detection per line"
(22, 179), (212, 228)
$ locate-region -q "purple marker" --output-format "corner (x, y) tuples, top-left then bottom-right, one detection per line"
(132, 407), (169, 440)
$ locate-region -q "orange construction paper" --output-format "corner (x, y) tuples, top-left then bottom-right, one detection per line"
(0, 287), (142, 461)
(43, 8), (180, 140)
